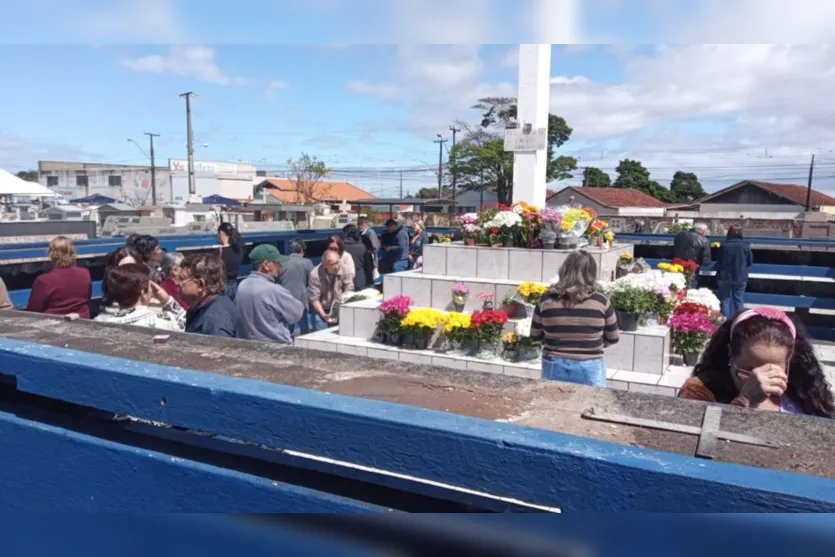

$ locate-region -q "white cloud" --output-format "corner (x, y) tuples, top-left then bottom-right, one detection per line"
(264, 80), (290, 102)
(119, 46), (246, 85)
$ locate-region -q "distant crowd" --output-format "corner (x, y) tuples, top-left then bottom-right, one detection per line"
(2, 216), (430, 343)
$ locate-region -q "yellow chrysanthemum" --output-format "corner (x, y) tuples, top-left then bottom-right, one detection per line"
(401, 308), (446, 329)
(442, 312), (471, 332)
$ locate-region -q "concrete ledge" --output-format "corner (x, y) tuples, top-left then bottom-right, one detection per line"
(422, 242), (634, 283)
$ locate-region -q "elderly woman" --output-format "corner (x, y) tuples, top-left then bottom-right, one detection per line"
(94, 263), (186, 331)
(177, 253), (237, 338)
(530, 250), (619, 387)
(159, 252), (189, 309)
(27, 236), (92, 318)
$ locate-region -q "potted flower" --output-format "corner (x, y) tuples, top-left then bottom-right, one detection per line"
(501, 332), (519, 361)
(376, 295), (414, 345)
(616, 253), (634, 278)
(399, 308), (445, 350)
(516, 281), (548, 316)
(456, 213), (480, 246)
(538, 207), (562, 249)
(442, 312), (474, 353)
(684, 288), (721, 313)
(558, 207), (592, 249)
(470, 310), (509, 359)
(451, 282), (469, 310)
(500, 290), (520, 318)
(477, 292), (495, 310)
(512, 201), (541, 247)
(604, 230), (615, 249)
(517, 336), (543, 362)
(485, 210), (523, 247)
(586, 218), (608, 248)
(669, 310), (716, 366)
(672, 258), (700, 286)
(607, 285), (653, 332)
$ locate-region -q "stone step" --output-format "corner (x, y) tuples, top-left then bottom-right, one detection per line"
(338, 299), (672, 376)
(421, 242), (634, 284)
(294, 328), (688, 397)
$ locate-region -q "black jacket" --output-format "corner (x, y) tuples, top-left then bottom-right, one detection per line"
(186, 294), (237, 338)
(715, 238), (753, 283)
(672, 229), (711, 266)
(343, 238), (374, 290)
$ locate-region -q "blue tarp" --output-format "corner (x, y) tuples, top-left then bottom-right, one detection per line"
(70, 194), (117, 204)
(202, 195), (241, 206)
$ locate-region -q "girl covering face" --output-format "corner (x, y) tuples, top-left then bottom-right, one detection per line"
(679, 308), (834, 418)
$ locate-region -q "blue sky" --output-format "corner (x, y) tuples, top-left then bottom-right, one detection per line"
(3, 0), (835, 195)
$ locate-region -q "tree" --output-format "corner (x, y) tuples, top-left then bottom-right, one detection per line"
(669, 171), (705, 202)
(15, 170), (38, 181)
(285, 153), (331, 203)
(416, 186), (451, 199)
(582, 167), (611, 187)
(451, 97), (578, 203)
(614, 159), (674, 202)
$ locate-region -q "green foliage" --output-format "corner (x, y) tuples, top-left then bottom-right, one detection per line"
(451, 97), (577, 204)
(670, 171), (706, 202)
(15, 170), (38, 181)
(666, 222), (691, 234)
(582, 167), (611, 187)
(614, 159), (674, 202)
(609, 286), (655, 314)
(416, 187), (452, 199)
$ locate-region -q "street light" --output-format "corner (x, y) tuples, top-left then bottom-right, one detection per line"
(127, 138), (150, 161)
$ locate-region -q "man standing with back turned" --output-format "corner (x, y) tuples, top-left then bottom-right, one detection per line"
(236, 244), (304, 344)
(381, 218), (410, 273)
(672, 222), (711, 288)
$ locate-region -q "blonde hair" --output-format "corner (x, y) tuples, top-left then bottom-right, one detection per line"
(413, 220), (424, 233)
(48, 236), (76, 267)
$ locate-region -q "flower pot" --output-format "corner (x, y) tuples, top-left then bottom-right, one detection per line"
(501, 302), (518, 319)
(616, 311), (640, 332)
(522, 302), (535, 318)
(502, 235), (514, 248)
(476, 340), (499, 360)
(595, 236), (604, 248)
(502, 348), (519, 362)
(518, 345), (541, 362)
(607, 240), (614, 249)
(462, 338), (479, 356)
(658, 314), (669, 326)
(482, 300), (494, 311)
(683, 352), (700, 366)
(401, 333), (416, 349)
(543, 241), (556, 249)
(383, 332), (402, 346)
(451, 291), (468, 308)
(413, 334), (430, 350)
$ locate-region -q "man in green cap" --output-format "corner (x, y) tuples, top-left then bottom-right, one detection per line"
(235, 244), (305, 344)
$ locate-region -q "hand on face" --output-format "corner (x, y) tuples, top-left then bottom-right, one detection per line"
(736, 363), (788, 406)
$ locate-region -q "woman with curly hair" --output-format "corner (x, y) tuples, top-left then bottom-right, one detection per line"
(679, 307), (834, 418)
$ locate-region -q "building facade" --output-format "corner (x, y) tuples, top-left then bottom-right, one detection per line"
(168, 159), (257, 204)
(38, 161), (169, 205)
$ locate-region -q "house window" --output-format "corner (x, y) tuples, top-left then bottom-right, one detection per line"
(46, 176), (58, 187)
(76, 175), (89, 187)
(108, 175), (122, 187)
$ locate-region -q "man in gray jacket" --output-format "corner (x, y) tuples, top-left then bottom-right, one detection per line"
(235, 244), (304, 344)
(277, 240), (315, 334)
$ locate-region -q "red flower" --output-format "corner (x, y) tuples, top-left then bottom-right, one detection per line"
(674, 302), (709, 316)
(491, 227), (498, 235)
(471, 310), (509, 328)
(672, 258), (700, 272)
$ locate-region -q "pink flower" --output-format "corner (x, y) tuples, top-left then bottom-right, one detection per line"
(669, 313), (716, 334)
(378, 295), (414, 316)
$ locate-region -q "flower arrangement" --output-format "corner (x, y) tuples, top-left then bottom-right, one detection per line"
(604, 230), (615, 243)
(502, 332), (519, 349)
(434, 234), (453, 244)
(470, 310), (509, 345)
(672, 258), (700, 285)
(675, 302), (710, 315)
(586, 218), (608, 238)
(658, 262), (684, 274)
(538, 207), (563, 225)
(485, 210), (523, 233)
(684, 288), (721, 312)
(456, 213), (478, 225)
(477, 292), (495, 309)
(619, 253), (634, 263)
(400, 308), (446, 348)
(377, 295), (414, 337)
(452, 282), (469, 295)
(608, 285), (655, 315)
(456, 213), (482, 243)
(711, 241), (721, 248)
(560, 208), (593, 237)
(516, 282), (548, 305)
(669, 312), (716, 357)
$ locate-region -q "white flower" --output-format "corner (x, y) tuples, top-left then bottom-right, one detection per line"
(601, 271), (673, 298)
(486, 210), (523, 229)
(512, 204), (524, 215)
(662, 272), (687, 292)
(685, 288), (721, 311)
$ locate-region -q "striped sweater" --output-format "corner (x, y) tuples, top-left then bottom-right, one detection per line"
(530, 292), (619, 360)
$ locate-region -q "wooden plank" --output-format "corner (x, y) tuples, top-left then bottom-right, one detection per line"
(2, 338), (834, 512)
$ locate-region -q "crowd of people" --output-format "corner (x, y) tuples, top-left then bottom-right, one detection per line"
(5, 218), (831, 419)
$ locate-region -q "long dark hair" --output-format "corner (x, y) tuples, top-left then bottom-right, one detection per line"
(218, 222), (243, 253)
(101, 247), (142, 306)
(551, 251), (598, 307)
(132, 235), (160, 263)
(695, 316), (835, 418)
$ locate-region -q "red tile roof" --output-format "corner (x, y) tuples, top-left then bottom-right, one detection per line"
(257, 178), (375, 203)
(743, 181), (835, 207)
(548, 187), (667, 208)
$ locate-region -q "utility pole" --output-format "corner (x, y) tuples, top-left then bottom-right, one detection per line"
(144, 132), (160, 205)
(434, 134), (447, 198)
(805, 154), (816, 212)
(179, 92), (197, 200)
(449, 125), (461, 213)
(399, 170), (403, 199)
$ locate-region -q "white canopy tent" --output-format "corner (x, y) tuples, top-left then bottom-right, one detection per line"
(0, 168), (56, 197)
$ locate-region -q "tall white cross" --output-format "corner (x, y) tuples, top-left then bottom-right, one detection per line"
(511, 44), (552, 208)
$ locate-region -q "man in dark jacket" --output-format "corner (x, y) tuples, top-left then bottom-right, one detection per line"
(381, 218), (410, 273)
(277, 240), (316, 335)
(715, 226), (753, 318)
(672, 222), (711, 287)
(178, 253), (237, 338)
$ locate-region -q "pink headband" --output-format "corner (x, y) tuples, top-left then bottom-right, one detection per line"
(730, 308), (796, 340)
